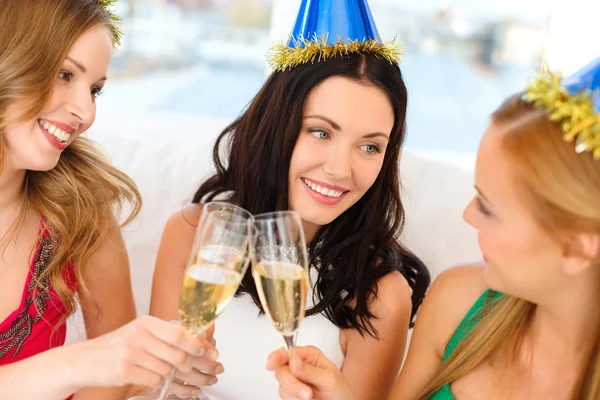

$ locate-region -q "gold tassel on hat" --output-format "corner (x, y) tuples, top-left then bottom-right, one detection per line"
(523, 67), (600, 159)
(268, 35), (403, 72)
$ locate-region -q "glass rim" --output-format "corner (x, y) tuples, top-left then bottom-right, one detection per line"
(202, 201), (254, 221)
(253, 210), (301, 221)
(202, 209), (255, 228)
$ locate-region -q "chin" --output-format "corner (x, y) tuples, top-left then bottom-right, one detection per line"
(298, 207), (341, 227)
(26, 155), (62, 172)
(482, 263), (505, 292)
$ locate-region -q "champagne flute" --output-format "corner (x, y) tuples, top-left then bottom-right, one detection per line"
(154, 204), (255, 400)
(251, 211), (309, 349)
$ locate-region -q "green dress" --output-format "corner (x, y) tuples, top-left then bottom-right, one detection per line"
(429, 289), (503, 399)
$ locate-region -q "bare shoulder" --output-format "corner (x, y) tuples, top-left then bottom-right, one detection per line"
(344, 270), (412, 319)
(419, 263), (487, 351)
(162, 203), (204, 242)
(158, 203), (205, 267)
(429, 263), (487, 309)
(372, 270), (412, 315)
(166, 203), (203, 234)
(391, 264), (487, 398)
(89, 216), (127, 265)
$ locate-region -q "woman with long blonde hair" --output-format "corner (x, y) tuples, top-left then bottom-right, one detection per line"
(0, 1), (213, 399)
(267, 57), (600, 400)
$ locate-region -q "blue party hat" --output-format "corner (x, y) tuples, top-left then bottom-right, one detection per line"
(268, 0), (402, 72)
(523, 57), (600, 159)
(562, 57), (600, 113)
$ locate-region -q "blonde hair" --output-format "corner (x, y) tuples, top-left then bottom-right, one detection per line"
(0, 0), (141, 325)
(417, 94), (600, 399)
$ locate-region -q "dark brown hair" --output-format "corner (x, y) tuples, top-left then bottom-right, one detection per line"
(194, 53), (430, 337)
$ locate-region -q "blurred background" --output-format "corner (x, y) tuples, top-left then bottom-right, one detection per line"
(99, 0), (598, 157)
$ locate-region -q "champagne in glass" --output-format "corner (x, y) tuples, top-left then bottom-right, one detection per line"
(251, 211), (309, 349)
(179, 245), (245, 334)
(253, 261), (308, 337)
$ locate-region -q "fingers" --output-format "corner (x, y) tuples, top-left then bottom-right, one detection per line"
(118, 364), (164, 389)
(266, 347), (290, 371)
(279, 386), (312, 400)
(204, 323), (215, 342)
(292, 345), (337, 369)
(134, 327), (195, 374)
(288, 353), (336, 389)
(169, 379), (204, 398)
(191, 354), (223, 376)
(275, 365), (313, 400)
(130, 346), (173, 378)
(172, 350), (224, 388)
(191, 335), (218, 364)
(174, 367), (219, 387)
(140, 316), (205, 356)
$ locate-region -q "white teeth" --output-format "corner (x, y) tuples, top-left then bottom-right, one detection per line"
(302, 178), (344, 198)
(39, 119), (71, 143)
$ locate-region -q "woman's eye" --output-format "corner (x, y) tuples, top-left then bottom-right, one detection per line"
(361, 144), (381, 154)
(309, 130), (330, 140)
(58, 70), (73, 81)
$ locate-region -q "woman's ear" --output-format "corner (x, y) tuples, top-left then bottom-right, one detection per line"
(561, 233), (600, 276)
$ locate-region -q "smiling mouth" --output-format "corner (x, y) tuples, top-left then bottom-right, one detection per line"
(301, 178), (348, 198)
(38, 119), (71, 143)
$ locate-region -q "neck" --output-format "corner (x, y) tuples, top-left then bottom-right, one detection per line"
(302, 220), (321, 244)
(529, 276), (600, 364)
(0, 162), (27, 224)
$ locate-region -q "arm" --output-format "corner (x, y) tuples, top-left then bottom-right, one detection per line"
(0, 341), (91, 400)
(391, 264), (486, 400)
(0, 316), (208, 400)
(340, 271), (413, 400)
(73, 219), (137, 400)
(149, 206), (200, 321)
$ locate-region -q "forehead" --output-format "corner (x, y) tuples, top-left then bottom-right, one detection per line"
(303, 76), (394, 134)
(476, 124), (524, 207)
(65, 25), (113, 72)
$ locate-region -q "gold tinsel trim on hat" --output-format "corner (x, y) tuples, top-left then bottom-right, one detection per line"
(99, 0), (123, 47)
(523, 67), (600, 159)
(268, 36), (403, 72)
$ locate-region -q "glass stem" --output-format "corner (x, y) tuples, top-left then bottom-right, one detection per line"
(283, 332), (297, 350)
(157, 368), (176, 400)
(156, 321), (215, 400)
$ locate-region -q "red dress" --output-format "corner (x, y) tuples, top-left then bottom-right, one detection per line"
(0, 227), (76, 399)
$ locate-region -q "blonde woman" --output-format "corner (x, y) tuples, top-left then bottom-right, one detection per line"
(268, 58), (600, 400)
(0, 1), (213, 399)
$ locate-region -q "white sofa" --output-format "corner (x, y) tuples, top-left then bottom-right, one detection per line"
(66, 112), (482, 342)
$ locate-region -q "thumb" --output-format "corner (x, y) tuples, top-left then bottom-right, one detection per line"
(205, 323), (216, 341)
(291, 346), (337, 370)
(289, 350), (339, 389)
(266, 347), (290, 371)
